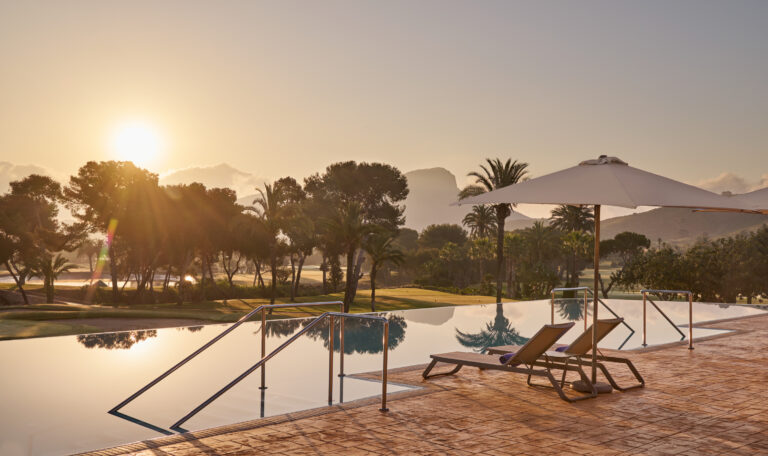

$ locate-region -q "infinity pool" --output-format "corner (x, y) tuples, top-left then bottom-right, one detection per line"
(0, 299), (764, 455)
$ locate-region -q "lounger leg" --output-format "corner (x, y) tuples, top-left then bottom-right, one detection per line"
(622, 358), (645, 389)
(422, 359), (438, 379)
(560, 359), (569, 388)
(541, 369), (597, 402)
(566, 356), (644, 392)
(422, 359), (463, 380)
(604, 358), (644, 391)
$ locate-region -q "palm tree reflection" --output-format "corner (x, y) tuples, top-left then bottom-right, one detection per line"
(77, 330), (158, 349)
(456, 303), (527, 352)
(556, 298), (589, 322)
(302, 315), (407, 354)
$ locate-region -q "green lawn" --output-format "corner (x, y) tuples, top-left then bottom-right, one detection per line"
(0, 287), (498, 341)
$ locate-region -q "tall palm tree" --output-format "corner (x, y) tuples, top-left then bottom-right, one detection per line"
(363, 232), (404, 311)
(251, 183), (285, 304)
(561, 230), (592, 289)
(551, 205), (594, 293)
(456, 303), (528, 352)
(460, 159), (529, 303)
(462, 205), (497, 239)
(549, 204), (595, 233)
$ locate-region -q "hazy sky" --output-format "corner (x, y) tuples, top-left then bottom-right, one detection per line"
(2, 0), (768, 189)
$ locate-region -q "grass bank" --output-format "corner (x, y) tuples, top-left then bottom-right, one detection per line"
(0, 287), (498, 341)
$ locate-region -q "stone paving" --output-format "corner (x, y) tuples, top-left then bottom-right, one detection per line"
(90, 314), (768, 455)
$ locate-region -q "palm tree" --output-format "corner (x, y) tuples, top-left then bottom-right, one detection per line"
(561, 230), (592, 289)
(460, 159), (529, 303)
(363, 233), (404, 311)
(27, 253), (75, 303)
(251, 183), (286, 304)
(468, 236), (494, 285)
(455, 303), (528, 353)
(322, 202), (377, 312)
(551, 205), (594, 293)
(462, 205), (497, 239)
(549, 204), (594, 233)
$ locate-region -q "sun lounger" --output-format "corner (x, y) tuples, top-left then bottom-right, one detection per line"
(487, 318), (644, 391)
(422, 322), (597, 402)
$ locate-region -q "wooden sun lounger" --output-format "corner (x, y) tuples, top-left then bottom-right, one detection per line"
(487, 318), (644, 391)
(422, 322), (598, 402)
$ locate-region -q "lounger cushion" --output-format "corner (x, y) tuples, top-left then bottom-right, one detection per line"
(554, 346), (568, 352)
(498, 352), (520, 366)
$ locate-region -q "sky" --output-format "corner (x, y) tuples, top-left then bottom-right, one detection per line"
(1, 0), (768, 195)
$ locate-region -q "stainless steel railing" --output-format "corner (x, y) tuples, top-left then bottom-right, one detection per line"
(170, 311), (390, 430)
(550, 287), (635, 334)
(110, 301), (344, 415)
(640, 289), (693, 350)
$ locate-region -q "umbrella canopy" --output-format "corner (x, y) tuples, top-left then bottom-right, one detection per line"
(458, 155), (739, 388)
(459, 155), (732, 209)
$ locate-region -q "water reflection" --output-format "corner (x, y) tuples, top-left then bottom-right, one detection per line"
(555, 298), (588, 321)
(456, 303), (528, 352)
(264, 318), (304, 337)
(302, 315), (407, 354)
(77, 330), (157, 349)
(175, 325), (204, 333)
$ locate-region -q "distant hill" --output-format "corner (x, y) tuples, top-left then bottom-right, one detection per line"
(601, 207), (768, 245)
(160, 163), (267, 199)
(402, 167), (529, 232)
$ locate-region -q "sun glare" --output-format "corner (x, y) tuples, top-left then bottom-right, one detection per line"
(109, 121), (164, 168)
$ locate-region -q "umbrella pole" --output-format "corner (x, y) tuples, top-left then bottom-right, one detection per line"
(592, 204), (600, 384)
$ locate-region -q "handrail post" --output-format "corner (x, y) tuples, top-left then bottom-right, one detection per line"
(339, 303), (345, 377)
(328, 314), (334, 405)
(688, 292), (694, 350)
(380, 320), (389, 412)
(550, 291), (555, 324)
(583, 289), (588, 331)
(642, 291), (647, 347)
(260, 307), (267, 389)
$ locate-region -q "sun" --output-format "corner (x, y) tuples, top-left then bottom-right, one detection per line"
(109, 121), (164, 168)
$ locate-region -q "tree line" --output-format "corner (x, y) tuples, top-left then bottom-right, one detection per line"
(0, 160), (408, 311)
(2, 157), (767, 308)
(614, 228), (768, 303)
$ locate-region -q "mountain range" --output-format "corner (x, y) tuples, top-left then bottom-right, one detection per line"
(600, 207), (768, 245)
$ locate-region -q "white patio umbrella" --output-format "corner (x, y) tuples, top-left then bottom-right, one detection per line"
(458, 155), (737, 390)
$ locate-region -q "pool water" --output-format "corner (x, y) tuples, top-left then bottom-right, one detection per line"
(0, 299), (764, 455)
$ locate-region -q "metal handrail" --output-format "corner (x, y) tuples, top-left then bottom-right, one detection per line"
(550, 287), (635, 334)
(171, 311), (390, 430)
(110, 301), (343, 414)
(641, 289), (693, 350)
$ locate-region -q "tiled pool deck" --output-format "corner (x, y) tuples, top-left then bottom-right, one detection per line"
(87, 314), (768, 455)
